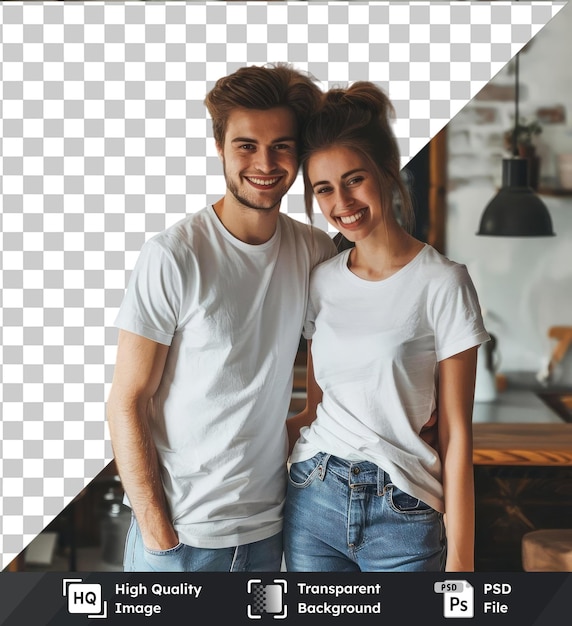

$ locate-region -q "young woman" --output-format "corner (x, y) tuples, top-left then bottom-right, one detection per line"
(284, 82), (490, 572)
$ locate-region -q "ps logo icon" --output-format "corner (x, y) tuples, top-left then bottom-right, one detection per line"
(63, 579), (108, 619)
(434, 580), (474, 618)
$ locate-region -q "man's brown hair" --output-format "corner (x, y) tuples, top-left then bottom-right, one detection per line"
(204, 63), (322, 148)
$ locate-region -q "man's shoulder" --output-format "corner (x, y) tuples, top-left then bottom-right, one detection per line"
(278, 213), (336, 251)
(148, 207), (211, 250)
(278, 212), (311, 234)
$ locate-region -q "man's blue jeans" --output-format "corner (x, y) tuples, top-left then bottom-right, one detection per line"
(284, 453), (446, 572)
(124, 514), (283, 572)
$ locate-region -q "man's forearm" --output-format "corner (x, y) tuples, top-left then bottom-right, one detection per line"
(108, 402), (179, 551)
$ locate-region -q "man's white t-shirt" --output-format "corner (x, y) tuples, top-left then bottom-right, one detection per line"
(115, 205), (336, 548)
(290, 244), (489, 513)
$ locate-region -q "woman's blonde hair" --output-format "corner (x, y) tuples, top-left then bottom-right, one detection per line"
(301, 81), (414, 233)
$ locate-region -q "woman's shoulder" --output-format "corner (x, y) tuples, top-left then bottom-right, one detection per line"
(312, 249), (347, 275)
(419, 245), (471, 284)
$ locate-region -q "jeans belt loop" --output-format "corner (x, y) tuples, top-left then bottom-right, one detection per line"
(317, 453), (331, 481)
(377, 466), (389, 496)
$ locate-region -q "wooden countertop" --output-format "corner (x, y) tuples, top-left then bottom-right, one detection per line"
(473, 422), (572, 466)
(472, 390), (572, 466)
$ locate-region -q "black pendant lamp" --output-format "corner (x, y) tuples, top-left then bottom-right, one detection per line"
(476, 49), (555, 237)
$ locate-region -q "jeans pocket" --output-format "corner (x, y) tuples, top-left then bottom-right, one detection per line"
(388, 485), (433, 514)
(288, 454), (326, 488)
(143, 542), (185, 572)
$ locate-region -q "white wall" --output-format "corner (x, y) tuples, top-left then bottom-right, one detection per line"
(445, 2), (572, 383)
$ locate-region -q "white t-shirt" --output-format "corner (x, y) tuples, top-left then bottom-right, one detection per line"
(291, 244), (489, 513)
(115, 205), (336, 548)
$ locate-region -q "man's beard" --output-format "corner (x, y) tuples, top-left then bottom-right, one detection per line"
(227, 184), (281, 212)
(223, 165), (287, 212)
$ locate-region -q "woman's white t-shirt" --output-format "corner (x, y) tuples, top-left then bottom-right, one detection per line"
(290, 244), (490, 513)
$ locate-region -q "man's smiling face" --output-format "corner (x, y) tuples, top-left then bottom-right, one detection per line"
(217, 106), (299, 213)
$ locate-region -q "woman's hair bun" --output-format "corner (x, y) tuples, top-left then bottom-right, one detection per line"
(301, 80), (413, 233)
(322, 81), (394, 121)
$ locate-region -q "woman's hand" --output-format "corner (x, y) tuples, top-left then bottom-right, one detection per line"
(287, 341), (322, 457)
(420, 409), (439, 452)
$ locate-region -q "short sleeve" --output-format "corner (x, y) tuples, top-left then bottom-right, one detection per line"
(432, 264), (490, 362)
(302, 289), (317, 340)
(302, 229), (335, 341)
(311, 228), (337, 268)
(114, 239), (182, 345)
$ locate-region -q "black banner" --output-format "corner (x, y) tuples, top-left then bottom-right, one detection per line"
(0, 572), (571, 625)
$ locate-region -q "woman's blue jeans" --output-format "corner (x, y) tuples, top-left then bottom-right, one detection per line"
(124, 514), (283, 572)
(284, 453), (446, 572)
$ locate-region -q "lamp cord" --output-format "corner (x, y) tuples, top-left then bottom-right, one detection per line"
(513, 0), (520, 158)
(513, 51), (519, 157)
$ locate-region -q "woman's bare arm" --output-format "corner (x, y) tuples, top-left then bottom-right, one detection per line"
(438, 346), (478, 572)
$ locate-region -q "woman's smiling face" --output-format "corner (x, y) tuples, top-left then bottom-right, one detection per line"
(306, 145), (385, 242)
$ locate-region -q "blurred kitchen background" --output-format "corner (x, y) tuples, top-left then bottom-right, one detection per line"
(404, 1), (572, 571)
(444, 3), (572, 391)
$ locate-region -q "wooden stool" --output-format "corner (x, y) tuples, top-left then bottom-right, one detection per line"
(522, 529), (572, 572)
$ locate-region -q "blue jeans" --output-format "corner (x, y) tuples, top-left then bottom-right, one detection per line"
(284, 453), (446, 572)
(124, 514), (283, 572)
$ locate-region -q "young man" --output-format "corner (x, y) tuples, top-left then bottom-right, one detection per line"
(106, 64), (336, 572)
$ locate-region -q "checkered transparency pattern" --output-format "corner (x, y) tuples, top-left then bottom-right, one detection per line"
(0, 2), (565, 570)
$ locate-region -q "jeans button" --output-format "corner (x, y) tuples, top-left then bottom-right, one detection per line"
(352, 466), (360, 475)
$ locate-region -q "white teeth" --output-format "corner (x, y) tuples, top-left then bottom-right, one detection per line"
(339, 209), (366, 225)
(248, 177), (279, 186)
